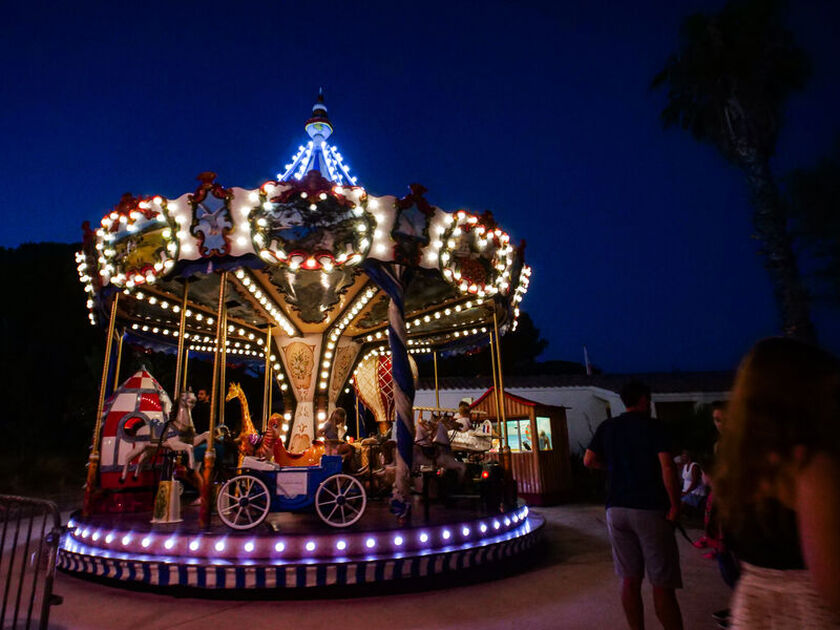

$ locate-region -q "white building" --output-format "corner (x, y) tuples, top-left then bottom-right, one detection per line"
(415, 372), (732, 454)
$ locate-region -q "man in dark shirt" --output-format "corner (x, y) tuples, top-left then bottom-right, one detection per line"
(193, 388), (211, 435)
(585, 381), (683, 630)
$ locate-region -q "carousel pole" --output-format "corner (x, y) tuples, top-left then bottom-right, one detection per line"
(432, 350), (440, 409)
(113, 329), (125, 389)
(172, 281), (190, 398)
(200, 271), (227, 528)
(83, 292), (119, 517)
(492, 308), (508, 443)
(489, 333), (503, 438)
(181, 348), (189, 393)
(219, 300), (228, 428)
(261, 326), (272, 431)
(492, 307), (515, 508)
(355, 384), (361, 439)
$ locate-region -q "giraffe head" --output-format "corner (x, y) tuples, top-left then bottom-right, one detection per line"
(225, 382), (243, 402)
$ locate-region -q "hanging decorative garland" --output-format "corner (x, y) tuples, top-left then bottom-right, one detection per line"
(438, 210), (515, 298)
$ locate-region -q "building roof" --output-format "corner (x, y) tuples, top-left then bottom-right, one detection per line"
(417, 371), (734, 395)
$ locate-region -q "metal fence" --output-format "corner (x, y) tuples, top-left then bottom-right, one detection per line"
(0, 495), (62, 630)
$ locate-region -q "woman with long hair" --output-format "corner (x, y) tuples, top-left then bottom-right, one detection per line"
(715, 337), (840, 627)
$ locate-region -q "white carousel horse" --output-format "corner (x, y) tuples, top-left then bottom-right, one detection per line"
(120, 389), (199, 481)
(412, 415), (467, 484)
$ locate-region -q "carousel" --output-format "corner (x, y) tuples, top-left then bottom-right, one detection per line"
(59, 93), (543, 590)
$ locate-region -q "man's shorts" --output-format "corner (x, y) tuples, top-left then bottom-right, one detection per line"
(605, 507), (682, 588)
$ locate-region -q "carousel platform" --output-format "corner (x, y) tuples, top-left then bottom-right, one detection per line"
(58, 497), (543, 590)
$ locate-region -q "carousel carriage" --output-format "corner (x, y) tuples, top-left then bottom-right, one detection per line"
(216, 455), (366, 530)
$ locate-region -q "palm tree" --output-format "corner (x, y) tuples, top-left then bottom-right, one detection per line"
(652, 0), (816, 342)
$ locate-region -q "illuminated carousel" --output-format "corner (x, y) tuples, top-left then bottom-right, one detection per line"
(59, 93), (542, 590)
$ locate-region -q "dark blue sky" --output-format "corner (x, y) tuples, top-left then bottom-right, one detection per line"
(2, 0), (839, 372)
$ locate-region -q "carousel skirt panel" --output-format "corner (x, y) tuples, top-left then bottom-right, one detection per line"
(58, 506), (542, 590)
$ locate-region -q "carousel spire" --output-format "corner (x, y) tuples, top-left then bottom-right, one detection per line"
(277, 90), (358, 186)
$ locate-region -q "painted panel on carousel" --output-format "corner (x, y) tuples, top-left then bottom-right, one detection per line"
(283, 340), (317, 400)
(391, 184), (436, 266)
(96, 193), (179, 289)
(249, 170), (372, 270)
(329, 343), (359, 402)
(267, 266), (358, 324)
(188, 172), (234, 258)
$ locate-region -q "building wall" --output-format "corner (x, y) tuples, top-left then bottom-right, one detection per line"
(415, 386), (729, 454)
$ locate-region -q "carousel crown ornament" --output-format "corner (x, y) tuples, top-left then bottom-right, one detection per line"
(76, 92), (532, 523)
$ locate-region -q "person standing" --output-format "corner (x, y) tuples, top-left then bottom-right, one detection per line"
(715, 338), (840, 627)
(192, 388), (211, 434)
(584, 381), (684, 630)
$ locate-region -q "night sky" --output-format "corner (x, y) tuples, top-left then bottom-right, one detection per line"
(3, 0), (839, 373)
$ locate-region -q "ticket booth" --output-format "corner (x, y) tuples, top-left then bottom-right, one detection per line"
(472, 387), (571, 505)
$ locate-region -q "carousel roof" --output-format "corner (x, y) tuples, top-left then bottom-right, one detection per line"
(75, 95), (531, 405)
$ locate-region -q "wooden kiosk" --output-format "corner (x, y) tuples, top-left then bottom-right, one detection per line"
(472, 387), (571, 505)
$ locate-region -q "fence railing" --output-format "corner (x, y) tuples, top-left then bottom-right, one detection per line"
(0, 495), (63, 630)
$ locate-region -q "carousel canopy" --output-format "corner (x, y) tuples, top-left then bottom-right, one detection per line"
(76, 94), (531, 416)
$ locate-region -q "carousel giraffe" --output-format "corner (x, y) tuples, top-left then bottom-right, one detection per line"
(225, 383), (284, 464)
(225, 382), (263, 466)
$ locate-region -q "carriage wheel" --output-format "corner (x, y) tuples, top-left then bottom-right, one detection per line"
(315, 474), (367, 528)
(216, 474), (271, 530)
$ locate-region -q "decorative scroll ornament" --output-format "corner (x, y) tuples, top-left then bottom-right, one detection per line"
(97, 193), (179, 289)
(249, 170), (372, 271)
(188, 172), (234, 257)
(391, 183), (436, 266)
(438, 210), (515, 298)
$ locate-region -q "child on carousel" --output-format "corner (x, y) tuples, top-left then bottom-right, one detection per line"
(317, 408), (355, 468)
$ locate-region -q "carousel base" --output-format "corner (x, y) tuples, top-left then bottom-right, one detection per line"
(58, 498), (544, 591)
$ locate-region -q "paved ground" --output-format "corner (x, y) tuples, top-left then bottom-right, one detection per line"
(50, 505), (731, 630)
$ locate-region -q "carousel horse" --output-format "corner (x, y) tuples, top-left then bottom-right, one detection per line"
(120, 389), (198, 481)
(412, 414), (467, 484)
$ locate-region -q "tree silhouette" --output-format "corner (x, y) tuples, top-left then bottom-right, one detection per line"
(652, 0), (815, 341)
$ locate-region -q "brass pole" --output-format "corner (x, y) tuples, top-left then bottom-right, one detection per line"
(433, 350), (440, 409)
(355, 383), (361, 439)
(172, 282), (190, 398)
(262, 326), (272, 431)
(83, 292), (119, 517)
(268, 368), (274, 424)
(182, 348), (189, 392)
(113, 329), (125, 389)
(492, 308), (508, 444)
(493, 307), (516, 509)
(201, 271), (227, 528)
(219, 300), (227, 429)
(489, 333), (502, 438)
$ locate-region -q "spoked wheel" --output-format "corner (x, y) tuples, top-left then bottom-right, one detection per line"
(216, 474), (271, 530)
(315, 474), (367, 527)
